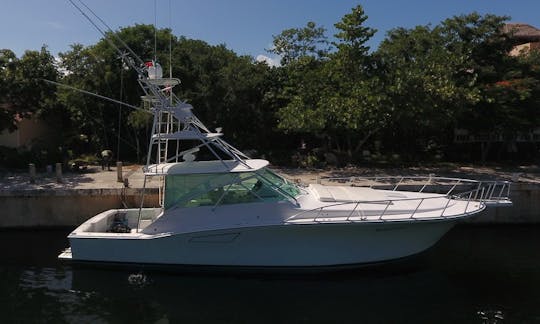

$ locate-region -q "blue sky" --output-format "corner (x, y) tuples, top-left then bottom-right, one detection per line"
(2, 0), (540, 65)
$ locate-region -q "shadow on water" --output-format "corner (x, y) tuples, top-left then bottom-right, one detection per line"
(1, 226), (540, 323)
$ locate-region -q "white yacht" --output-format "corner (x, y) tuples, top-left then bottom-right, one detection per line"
(58, 5), (512, 269)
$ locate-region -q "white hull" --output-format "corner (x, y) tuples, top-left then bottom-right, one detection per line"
(61, 184), (494, 268)
(67, 220), (455, 267)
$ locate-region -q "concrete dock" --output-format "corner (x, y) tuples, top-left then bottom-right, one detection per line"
(1, 164), (539, 228)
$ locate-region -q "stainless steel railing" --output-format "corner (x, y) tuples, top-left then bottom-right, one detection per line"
(285, 177), (511, 223)
(318, 176), (511, 204)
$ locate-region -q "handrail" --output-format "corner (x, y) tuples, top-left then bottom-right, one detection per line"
(285, 176), (511, 224)
(316, 175), (511, 202)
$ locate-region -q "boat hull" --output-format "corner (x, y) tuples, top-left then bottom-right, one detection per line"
(67, 220), (455, 267)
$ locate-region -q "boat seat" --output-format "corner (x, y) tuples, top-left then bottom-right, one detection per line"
(129, 219), (153, 233)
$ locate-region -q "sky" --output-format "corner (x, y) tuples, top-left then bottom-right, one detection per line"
(2, 0), (540, 66)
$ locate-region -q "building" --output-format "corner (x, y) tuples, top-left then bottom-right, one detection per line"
(0, 104), (50, 149)
(503, 23), (540, 56)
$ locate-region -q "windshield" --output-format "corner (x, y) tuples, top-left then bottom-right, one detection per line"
(164, 168), (300, 209)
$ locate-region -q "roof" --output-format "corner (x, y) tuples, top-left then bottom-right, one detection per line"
(144, 159), (269, 175)
(503, 23), (540, 42)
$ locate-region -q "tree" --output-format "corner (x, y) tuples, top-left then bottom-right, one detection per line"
(439, 13), (534, 161)
(375, 24), (479, 157)
(270, 21), (330, 65)
(0, 49), (18, 131)
(0, 47), (59, 132)
(373, 13), (529, 161)
(58, 26), (182, 158)
(274, 5), (381, 161)
(57, 24), (276, 160)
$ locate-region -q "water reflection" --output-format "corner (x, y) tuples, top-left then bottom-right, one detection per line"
(477, 309), (504, 324)
(1, 226), (540, 323)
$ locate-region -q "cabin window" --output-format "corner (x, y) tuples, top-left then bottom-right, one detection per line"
(164, 169), (299, 209)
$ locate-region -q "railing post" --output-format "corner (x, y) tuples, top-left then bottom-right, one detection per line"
(497, 183), (505, 200)
(474, 182), (482, 200)
(347, 201), (361, 221)
(440, 197), (452, 217)
(29, 163), (36, 184)
(379, 200), (392, 220)
(479, 187), (485, 204)
(446, 180), (461, 195)
(55, 163), (62, 183)
(315, 207), (323, 222)
(419, 175), (433, 193)
(393, 177), (404, 191)
(410, 198), (424, 219)
(487, 183), (496, 200)
(117, 161), (123, 182)
(464, 192), (472, 213)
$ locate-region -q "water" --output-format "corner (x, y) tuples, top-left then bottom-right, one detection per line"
(1, 226), (539, 323)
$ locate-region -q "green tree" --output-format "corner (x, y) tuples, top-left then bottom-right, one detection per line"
(58, 26), (179, 159)
(274, 5), (381, 161)
(270, 21), (330, 65)
(439, 13), (530, 161)
(376, 24), (479, 157)
(374, 13), (524, 161)
(0, 47), (59, 132)
(58, 24), (276, 161)
(0, 49), (18, 131)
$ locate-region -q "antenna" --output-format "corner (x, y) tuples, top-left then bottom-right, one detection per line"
(154, 0), (158, 63)
(68, 0), (144, 67)
(169, 0), (172, 80)
(169, 0), (173, 105)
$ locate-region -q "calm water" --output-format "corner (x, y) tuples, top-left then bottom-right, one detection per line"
(1, 226), (539, 323)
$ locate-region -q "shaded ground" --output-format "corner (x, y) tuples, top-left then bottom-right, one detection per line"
(0, 164), (159, 191)
(1, 163), (539, 191)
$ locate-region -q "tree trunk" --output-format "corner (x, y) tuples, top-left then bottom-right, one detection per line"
(480, 141), (491, 164)
(353, 129), (377, 154)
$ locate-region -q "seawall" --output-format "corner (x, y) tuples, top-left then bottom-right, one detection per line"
(472, 183), (540, 224)
(0, 183), (538, 228)
(0, 188), (159, 228)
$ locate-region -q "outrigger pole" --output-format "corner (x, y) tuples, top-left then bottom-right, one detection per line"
(42, 79), (148, 113)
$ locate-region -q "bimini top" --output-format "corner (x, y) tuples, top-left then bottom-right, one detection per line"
(144, 159), (269, 175)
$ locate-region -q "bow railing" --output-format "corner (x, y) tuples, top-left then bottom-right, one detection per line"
(317, 176), (511, 205)
(285, 176), (511, 224)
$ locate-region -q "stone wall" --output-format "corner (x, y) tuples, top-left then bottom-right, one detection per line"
(0, 188), (159, 228)
(470, 183), (540, 224)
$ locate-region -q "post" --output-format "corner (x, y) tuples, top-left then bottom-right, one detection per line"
(29, 163), (36, 184)
(117, 161), (123, 182)
(55, 163), (62, 183)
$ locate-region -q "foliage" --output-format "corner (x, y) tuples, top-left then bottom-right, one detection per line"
(270, 21), (331, 65)
(54, 25), (280, 161)
(272, 5), (382, 160)
(0, 47), (60, 131)
(3, 9), (540, 167)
